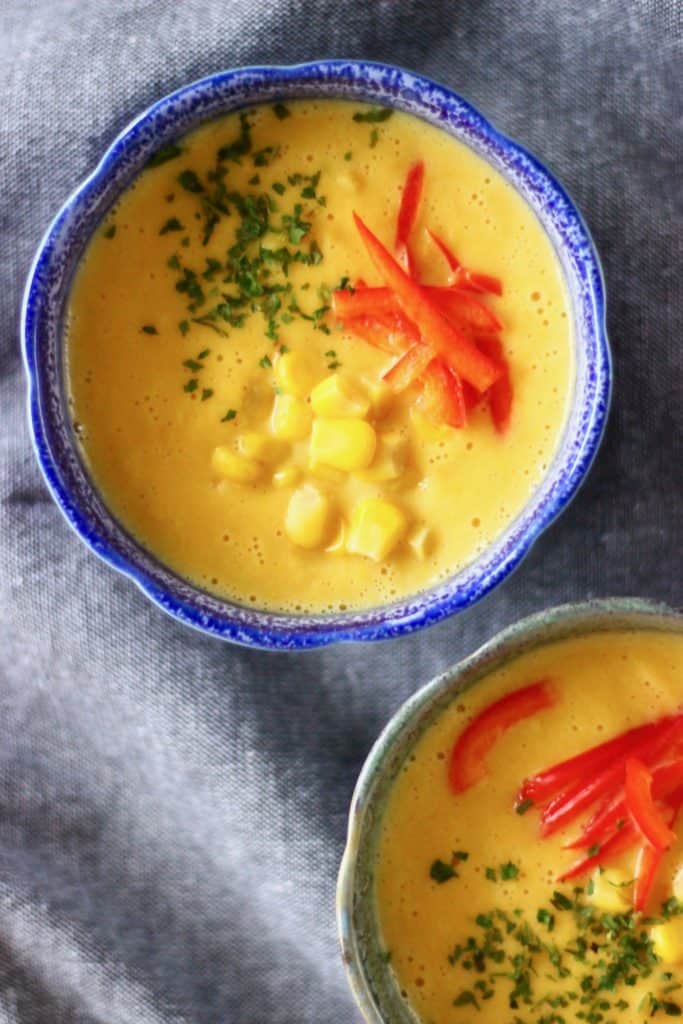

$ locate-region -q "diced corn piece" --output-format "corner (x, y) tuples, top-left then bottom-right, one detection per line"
(587, 869), (631, 913)
(356, 432), (407, 482)
(271, 393), (312, 441)
(408, 525), (432, 560)
(651, 919), (683, 964)
(284, 485), (333, 550)
(238, 432), (284, 463)
(673, 866), (683, 903)
(211, 447), (261, 484)
(310, 374), (370, 419)
(275, 350), (318, 398)
(365, 379), (393, 419)
(308, 461), (346, 485)
(347, 498), (407, 561)
(310, 418), (376, 472)
(272, 465), (301, 489)
(325, 520), (347, 554)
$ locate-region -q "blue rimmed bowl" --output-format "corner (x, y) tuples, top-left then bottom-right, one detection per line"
(21, 60), (611, 650)
(336, 598), (682, 1023)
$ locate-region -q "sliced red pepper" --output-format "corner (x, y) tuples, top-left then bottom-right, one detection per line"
(449, 680), (556, 794)
(427, 228), (461, 271)
(476, 334), (513, 434)
(425, 287), (503, 333)
(540, 715), (683, 837)
(452, 267), (503, 297)
(383, 343), (434, 392)
(566, 757), (683, 851)
(625, 757), (676, 850)
(557, 819), (638, 882)
(338, 315), (410, 355)
(353, 213), (501, 392)
(332, 287), (396, 320)
(419, 360), (467, 429)
(633, 843), (664, 913)
(427, 230), (502, 295)
(395, 160), (425, 273)
(518, 715), (683, 805)
(540, 760), (627, 838)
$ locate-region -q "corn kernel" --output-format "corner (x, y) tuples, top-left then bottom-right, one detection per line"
(308, 461), (346, 485)
(347, 497), (407, 561)
(365, 379), (394, 419)
(325, 520), (347, 554)
(356, 432), (407, 482)
(284, 485), (333, 550)
(310, 374), (370, 418)
(238, 432), (284, 463)
(651, 919), (683, 964)
(587, 869), (631, 913)
(310, 418), (376, 472)
(275, 350), (318, 398)
(407, 525), (433, 560)
(211, 446), (261, 484)
(271, 393), (312, 441)
(272, 465), (301, 489)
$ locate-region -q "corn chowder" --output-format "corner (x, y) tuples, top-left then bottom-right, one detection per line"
(67, 100), (572, 612)
(375, 629), (683, 1023)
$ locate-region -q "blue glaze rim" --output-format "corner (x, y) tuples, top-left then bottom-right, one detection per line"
(21, 60), (611, 650)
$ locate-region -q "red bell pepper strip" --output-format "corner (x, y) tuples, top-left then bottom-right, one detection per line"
(625, 757), (676, 850)
(540, 715), (683, 837)
(566, 757), (683, 851)
(518, 714), (683, 805)
(425, 287), (503, 333)
(427, 230), (503, 295)
(353, 213), (501, 392)
(419, 360), (467, 429)
(449, 680), (556, 794)
(427, 228), (461, 271)
(383, 343), (434, 392)
(540, 760), (627, 837)
(476, 334), (513, 434)
(332, 287), (396, 320)
(395, 161), (425, 273)
(633, 842), (664, 914)
(557, 819), (638, 882)
(339, 315), (411, 355)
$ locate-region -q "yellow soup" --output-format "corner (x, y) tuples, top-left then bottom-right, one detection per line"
(67, 99), (572, 612)
(375, 629), (683, 1023)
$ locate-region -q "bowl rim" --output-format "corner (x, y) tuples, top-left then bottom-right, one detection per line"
(336, 596), (683, 1023)
(21, 59), (612, 650)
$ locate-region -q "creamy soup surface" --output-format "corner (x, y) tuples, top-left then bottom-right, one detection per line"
(375, 629), (683, 1023)
(67, 99), (572, 612)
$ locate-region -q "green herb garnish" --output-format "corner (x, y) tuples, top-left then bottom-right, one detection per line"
(160, 217), (184, 235)
(221, 409), (237, 422)
(352, 106), (394, 123)
(177, 169), (204, 194)
(140, 325), (158, 335)
(272, 102), (290, 120)
(147, 143), (183, 168)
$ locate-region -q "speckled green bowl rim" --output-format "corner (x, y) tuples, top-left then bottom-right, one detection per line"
(336, 597), (683, 1024)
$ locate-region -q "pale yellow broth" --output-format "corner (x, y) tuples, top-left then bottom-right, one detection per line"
(67, 99), (572, 612)
(375, 629), (683, 1023)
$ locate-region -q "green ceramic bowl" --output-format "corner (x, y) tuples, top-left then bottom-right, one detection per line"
(336, 598), (683, 1024)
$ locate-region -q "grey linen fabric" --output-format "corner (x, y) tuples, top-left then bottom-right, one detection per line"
(1, 1), (681, 1021)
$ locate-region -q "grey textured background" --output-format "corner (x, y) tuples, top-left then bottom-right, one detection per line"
(1, 1), (681, 1021)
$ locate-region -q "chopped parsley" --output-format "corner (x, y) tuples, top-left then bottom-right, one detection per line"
(500, 861), (519, 881)
(183, 378), (198, 393)
(200, 388), (213, 402)
(259, 354), (273, 369)
(430, 859), (457, 884)
(369, 127), (379, 148)
(515, 797), (535, 815)
(352, 106), (394, 123)
(140, 324), (158, 335)
(147, 143), (183, 168)
(159, 217), (184, 235)
(178, 319), (190, 336)
(272, 102), (290, 120)
(103, 223), (116, 239)
(177, 169), (204, 194)
(221, 408), (237, 422)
